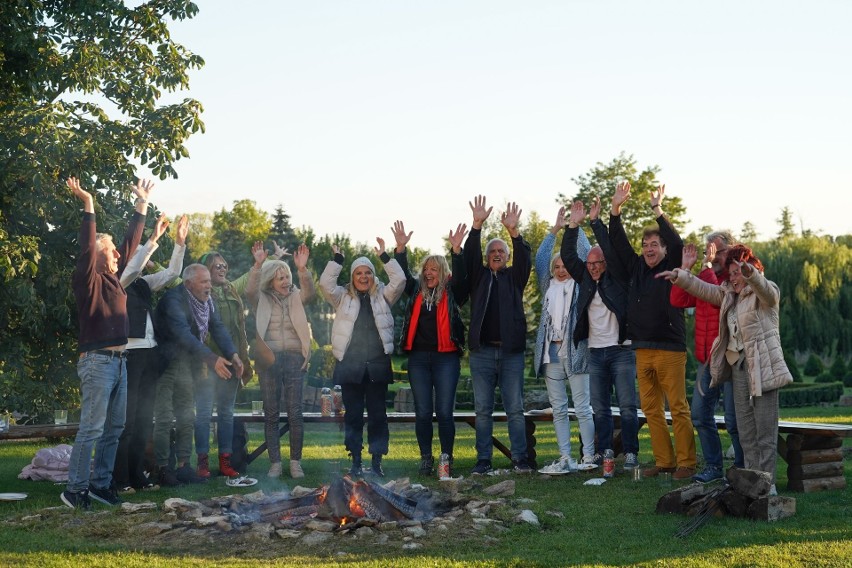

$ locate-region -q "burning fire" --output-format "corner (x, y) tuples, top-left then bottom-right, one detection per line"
(348, 491), (366, 518)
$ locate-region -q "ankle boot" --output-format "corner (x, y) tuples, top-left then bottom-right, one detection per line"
(348, 454), (363, 477)
(219, 453), (240, 478)
(371, 454), (385, 478)
(196, 453), (211, 478)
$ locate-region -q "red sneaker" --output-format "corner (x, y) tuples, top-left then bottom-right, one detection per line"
(219, 453), (240, 478)
(196, 453), (211, 479)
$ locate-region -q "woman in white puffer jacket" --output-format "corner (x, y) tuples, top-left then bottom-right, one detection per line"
(319, 239), (405, 477)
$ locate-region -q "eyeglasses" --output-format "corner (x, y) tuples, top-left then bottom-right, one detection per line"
(586, 260), (606, 268)
(212, 263), (228, 271)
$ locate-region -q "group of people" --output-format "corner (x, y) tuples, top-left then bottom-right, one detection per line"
(61, 175), (792, 510)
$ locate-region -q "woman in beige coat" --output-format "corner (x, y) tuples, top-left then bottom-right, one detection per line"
(247, 242), (314, 479)
(658, 244), (792, 494)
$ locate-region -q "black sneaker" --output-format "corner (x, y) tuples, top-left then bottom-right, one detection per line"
(175, 464), (208, 484)
(471, 459), (493, 475)
(418, 455), (434, 476)
(61, 490), (91, 510)
(512, 459), (534, 474)
(158, 466), (181, 487)
(89, 484), (122, 506)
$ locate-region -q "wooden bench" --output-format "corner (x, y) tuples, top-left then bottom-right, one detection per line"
(0, 423), (80, 441)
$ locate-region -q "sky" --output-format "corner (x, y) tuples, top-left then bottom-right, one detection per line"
(147, 1), (851, 253)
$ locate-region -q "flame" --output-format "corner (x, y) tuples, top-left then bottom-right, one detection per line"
(317, 485), (328, 504)
(339, 517), (348, 526)
(348, 491), (366, 517)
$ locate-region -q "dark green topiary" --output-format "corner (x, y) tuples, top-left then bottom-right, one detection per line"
(829, 357), (847, 380)
(813, 371), (834, 384)
(784, 352), (802, 382)
(804, 353), (824, 376)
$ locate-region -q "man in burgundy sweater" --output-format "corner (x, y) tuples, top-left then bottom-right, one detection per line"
(62, 176), (154, 510)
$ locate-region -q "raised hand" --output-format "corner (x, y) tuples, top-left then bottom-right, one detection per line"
(568, 201), (586, 227)
(703, 241), (716, 266)
(681, 243), (698, 270)
(293, 243), (310, 271)
(251, 240), (268, 268)
(391, 220), (412, 253)
(175, 214), (189, 246)
(151, 213), (170, 242)
(552, 206), (567, 234)
(501, 202), (522, 237)
(67, 177), (92, 201)
(271, 240), (290, 259)
(589, 196), (602, 221)
(131, 178), (155, 201)
(739, 260), (754, 277)
(655, 270), (678, 282)
(331, 244), (341, 257)
(650, 184), (665, 209)
(469, 195), (493, 229)
(374, 237), (386, 256)
(448, 223), (468, 253)
(613, 181), (631, 208)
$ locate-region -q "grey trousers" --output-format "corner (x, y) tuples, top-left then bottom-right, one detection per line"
(731, 355), (779, 483)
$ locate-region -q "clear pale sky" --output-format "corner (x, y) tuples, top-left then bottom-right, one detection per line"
(149, 1), (850, 253)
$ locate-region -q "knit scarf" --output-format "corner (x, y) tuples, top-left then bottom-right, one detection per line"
(185, 288), (215, 343)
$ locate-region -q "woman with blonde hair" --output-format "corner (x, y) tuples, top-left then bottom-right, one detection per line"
(393, 221), (469, 476)
(319, 238), (405, 477)
(658, 243), (792, 494)
(246, 242), (314, 479)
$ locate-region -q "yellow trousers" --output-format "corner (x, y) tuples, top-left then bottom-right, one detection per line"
(635, 349), (696, 469)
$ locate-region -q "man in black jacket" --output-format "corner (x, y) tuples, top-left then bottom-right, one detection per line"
(152, 263), (243, 485)
(562, 199), (640, 471)
(606, 182), (696, 480)
(463, 196), (533, 475)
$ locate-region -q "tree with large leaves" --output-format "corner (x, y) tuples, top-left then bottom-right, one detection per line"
(0, 1), (204, 419)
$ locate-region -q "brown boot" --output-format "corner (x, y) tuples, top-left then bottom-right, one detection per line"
(196, 453), (211, 479)
(219, 453), (239, 478)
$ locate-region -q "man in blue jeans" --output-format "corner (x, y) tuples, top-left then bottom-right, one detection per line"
(670, 234), (744, 482)
(63, 176), (153, 510)
(463, 195), (533, 474)
(562, 199), (640, 471)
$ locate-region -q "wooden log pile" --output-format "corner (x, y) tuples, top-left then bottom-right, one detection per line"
(657, 468), (796, 523)
(785, 434), (846, 493)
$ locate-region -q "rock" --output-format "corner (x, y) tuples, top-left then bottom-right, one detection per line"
(276, 529), (302, 539)
(747, 496), (796, 521)
(436, 524), (449, 532)
(465, 500), (485, 511)
(378, 521), (399, 531)
(120, 502), (158, 513)
(398, 520), (422, 528)
(545, 510), (564, 518)
(163, 498), (202, 513)
(402, 542), (423, 550)
(516, 509), (539, 526)
(247, 522), (274, 540)
(301, 532), (333, 545)
(354, 526), (374, 538)
(485, 479), (515, 497)
(305, 519), (338, 532)
(375, 533), (389, 544)
(404, 526), (427, 538)
(524, 389), (551, 411)
(726, 468), (772, 499)
(194, 515), (228, 527)
(20, 515), (41, 522)
(515, 497), (536, 504)
(136, 522), (175, 536)
(290, 486), (316, 498)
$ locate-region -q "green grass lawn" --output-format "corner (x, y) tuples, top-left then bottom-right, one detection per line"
(1, 405), (850, 567)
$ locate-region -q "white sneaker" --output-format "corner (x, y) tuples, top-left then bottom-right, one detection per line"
(538, 456), (577, 475)
(769, 484), (777, 496)
(267, 462), (282, 478)
(290, 460), (304, 479)
(577, 454), (600, 471)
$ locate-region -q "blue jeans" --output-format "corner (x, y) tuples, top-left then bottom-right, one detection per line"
(194, 366), (240, 455)
(470, 346), (526, 461)
(588, 345), (639, 455)
(692, 364), (744, 469)
(407, 350), (461, 457)
(543, 342), (595, 458)
(67, 352), (128, 493)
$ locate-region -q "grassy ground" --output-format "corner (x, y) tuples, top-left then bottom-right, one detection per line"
(0, 405), (850, 567)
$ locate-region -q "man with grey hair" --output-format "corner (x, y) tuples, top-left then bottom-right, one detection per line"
(63, 176), (153, 510)
(153, 263), (243, 486)
(463, 195), (533, 475)
(670, 230), (743, 482)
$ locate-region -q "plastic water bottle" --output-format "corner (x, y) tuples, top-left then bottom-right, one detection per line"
(320, 387), (333, 417)
(332, 384), (344, 415)
(437, 453), (451, 480)
(603, 449), (615, 478)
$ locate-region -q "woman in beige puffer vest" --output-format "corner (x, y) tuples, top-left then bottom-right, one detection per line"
(660, 244), (791, 492)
